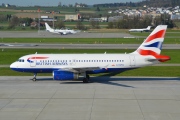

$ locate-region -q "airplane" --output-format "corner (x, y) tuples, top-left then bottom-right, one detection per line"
(129, 26), (151, 32)
(61, 28), (80, 34)
(45, 22), (79, 35)
(10, 25), (170, 83)
(45, 22), (69, 35)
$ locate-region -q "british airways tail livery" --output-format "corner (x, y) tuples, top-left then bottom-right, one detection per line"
(10, 25), (170, 83)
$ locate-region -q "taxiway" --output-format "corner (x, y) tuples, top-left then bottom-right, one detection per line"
(0, 76), (179, 120)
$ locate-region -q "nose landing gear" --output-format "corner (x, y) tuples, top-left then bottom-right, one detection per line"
(32, 73), (37, 81)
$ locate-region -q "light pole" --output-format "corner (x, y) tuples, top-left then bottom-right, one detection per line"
(38, 8), (40, 33)
(52, 11), (54, 29)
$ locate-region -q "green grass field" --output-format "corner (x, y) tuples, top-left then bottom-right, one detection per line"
(130, 32), (180, 37)
(1, 66), (180, 77)
(1, 38), (180, 44)
(0, 49), (179, 65)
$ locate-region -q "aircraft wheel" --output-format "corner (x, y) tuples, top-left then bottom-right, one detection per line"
(86, 75), (90, 79)
(32, 78), (36, 81)
(83, 78), (88, 83)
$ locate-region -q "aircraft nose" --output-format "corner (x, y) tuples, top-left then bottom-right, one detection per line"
(10, 62), (18, 70)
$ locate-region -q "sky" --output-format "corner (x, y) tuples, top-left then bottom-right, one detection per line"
(1, 0), (142, 6)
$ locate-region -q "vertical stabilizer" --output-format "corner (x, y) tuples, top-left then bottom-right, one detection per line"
(45, 22), (53, 32)
(147, 26), (151, 30)
(132, 25), (170, 62)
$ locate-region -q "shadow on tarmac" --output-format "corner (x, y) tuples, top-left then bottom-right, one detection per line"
(33, 76), (180, 88)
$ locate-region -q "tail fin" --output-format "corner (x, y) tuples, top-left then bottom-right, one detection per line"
(45, 22), (53, 31)
(147, 26), (151, 30)
(133, 25), (170, 62)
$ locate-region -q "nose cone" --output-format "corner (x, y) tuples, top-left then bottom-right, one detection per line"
(10, 62), (18, 71)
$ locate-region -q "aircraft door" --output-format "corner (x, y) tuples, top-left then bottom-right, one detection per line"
(129, 55), (136, 66)
(30, 58), (36, 67)
(71, 59), (76, 66)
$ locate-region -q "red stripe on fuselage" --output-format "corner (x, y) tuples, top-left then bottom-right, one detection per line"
(145, 30), (165, 43)
(29, 57), (49, 59)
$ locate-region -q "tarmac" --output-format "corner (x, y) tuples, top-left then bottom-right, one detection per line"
(0, 31), (134, 38)
(0, 76), (180, 120)
(1, 43), (180, 49)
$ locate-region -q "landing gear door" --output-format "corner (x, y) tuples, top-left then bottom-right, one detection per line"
(129, 55), (136, 66)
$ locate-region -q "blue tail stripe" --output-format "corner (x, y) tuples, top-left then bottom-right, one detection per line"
(144, 42), (162, 49)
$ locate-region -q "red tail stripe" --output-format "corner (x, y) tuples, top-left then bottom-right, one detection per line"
(138, 49), (170, 62)
(145, 30), (165, 43)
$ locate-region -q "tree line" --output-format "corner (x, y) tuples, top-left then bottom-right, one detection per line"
(93, 0), (180, 8)
(0, 13), (176, 30)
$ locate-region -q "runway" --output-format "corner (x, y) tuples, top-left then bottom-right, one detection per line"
(1, 43), (180, 49)
(0, 76), (180, 120)
(0, 31), (134, 38)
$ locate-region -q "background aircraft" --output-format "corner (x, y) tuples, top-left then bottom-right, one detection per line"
(129, 26), (151, 32)
(45, 22), (80, 35)
(10, 25), (170, 83)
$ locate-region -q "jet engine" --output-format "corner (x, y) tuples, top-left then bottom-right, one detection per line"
(53, 70), (79, 80)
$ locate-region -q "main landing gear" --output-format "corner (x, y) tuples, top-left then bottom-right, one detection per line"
(83, 74), (90, 83)
(32, 73), (37, 81)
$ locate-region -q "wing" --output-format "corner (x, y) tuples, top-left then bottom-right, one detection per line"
(53, 65), (108, 73)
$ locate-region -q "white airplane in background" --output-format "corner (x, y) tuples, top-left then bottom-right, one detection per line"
(45, 22), (69, 35)
(61, 28), (81, 34)
(10, 25), (170, 83)
(45, 22), (79, 35)
(129, 26), (151, 32)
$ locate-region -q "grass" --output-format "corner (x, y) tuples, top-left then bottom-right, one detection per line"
(1, 38), (180, 44)
(130, 32), (180, 37)
(1, 66), (180, 77)
(99, 66), (180, 77)
(0, 49), (179, 65)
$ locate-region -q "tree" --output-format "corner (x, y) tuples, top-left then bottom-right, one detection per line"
(8, 16), (19, 29)
(56, 20), (65, 28)
(90, 20), (100, 29)
(107, 22), (114, 28)
(96, 6), (100, 11)
(76, 21), (86, 30)
(0, 15), (6, 22)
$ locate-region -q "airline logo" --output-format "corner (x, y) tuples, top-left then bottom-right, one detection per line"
(27, 57), (49, 63)
(137, 27), (170, 62)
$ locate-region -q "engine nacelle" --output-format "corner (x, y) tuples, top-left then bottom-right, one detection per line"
(53, 70), (79, 80)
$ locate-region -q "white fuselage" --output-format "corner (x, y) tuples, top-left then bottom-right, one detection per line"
(10, 53), (156, 74)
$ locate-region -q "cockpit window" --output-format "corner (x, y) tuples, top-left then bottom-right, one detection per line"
(18, 59), (24, 62)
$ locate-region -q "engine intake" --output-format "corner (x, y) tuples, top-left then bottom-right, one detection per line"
(53, 70), (79, 80)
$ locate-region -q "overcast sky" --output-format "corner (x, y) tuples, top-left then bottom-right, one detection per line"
(1, 0), (141, 6)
